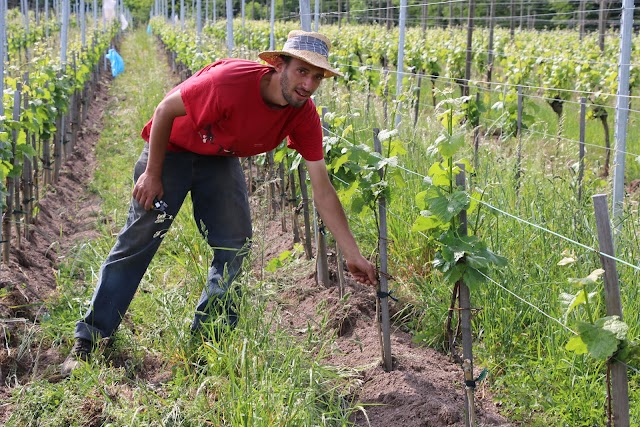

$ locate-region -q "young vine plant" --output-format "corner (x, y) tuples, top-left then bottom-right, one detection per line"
(412, 95), (507, 289)
(559, 262), (640, 365)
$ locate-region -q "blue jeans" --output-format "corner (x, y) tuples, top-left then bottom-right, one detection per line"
(74, 145), (252, 343)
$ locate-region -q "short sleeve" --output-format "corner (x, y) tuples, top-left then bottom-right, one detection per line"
(287, 103), (324, 161)
(180, 70), (222, 131)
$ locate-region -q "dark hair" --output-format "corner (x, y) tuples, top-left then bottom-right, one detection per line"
(280, 55), (292, 65)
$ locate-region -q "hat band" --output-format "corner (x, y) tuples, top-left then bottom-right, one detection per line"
(283, 35), (329, 58)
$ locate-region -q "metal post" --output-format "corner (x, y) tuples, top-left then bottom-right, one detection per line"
(463, 0), (475, 97)
(80, 0), (86, 46)
(269, 0), (275, 50)
(180, 0), (184, 29)
(611, 0), (634, 235)
(226, 0), (233, 53)
(314, 0), (319, 31)
(394, 0), (407, 127)
(196, 0), (201, 48)
(299, 0), (311, 31)
(60, 0), (69, 66)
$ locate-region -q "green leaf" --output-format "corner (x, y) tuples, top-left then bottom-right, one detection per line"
(616, 340), (640, 364)
(351, 195), (366, 215)
(560, 290), (586, 318)
(463, 266), (486, 290)
(265, 258), (283, 272)
(435, 131), (465, 158)
(273, 148), (286, 164)
(388, 139), (407, 157)
(428, 190), (469, 223)
(441, 262), (465, 285)
(415, 189), (430, 210)
(390, 169), (406, 189)
(566, 335), (587, 354)
(337, 181), (359, 201)
(17, 143), (37, 158)
(465, 246), (508, 270)
(576, 321), (619, 360)
(333, 153), (350, 172)
(412, 214), (444, 232)
(427, 162), (450, 187)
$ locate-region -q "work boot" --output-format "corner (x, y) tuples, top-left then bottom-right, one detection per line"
(60, 338), (93, 377)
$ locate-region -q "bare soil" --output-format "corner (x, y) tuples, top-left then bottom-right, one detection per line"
(255, 218), (512, 427)
(0, 74), (513, 427)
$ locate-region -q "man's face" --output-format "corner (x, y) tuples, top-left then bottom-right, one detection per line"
(279, 57), (325, 108)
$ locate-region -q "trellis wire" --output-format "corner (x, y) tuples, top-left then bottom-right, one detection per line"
(320, 125), (640, 272)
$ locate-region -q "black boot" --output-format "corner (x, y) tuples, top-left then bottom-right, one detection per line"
(60, 338), (93, 377)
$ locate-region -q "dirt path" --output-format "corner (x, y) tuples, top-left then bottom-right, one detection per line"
(0, 47), (513, 427)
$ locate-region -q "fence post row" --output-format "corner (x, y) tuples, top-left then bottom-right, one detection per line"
(0, 1), (116, 263)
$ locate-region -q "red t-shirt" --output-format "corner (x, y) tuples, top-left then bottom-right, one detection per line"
(140, 59), (324, 161)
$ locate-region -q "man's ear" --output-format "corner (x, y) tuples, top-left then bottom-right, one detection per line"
(273, 55), (286, 72)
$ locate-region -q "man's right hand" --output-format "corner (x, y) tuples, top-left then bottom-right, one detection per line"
(132, 172), (164, 210)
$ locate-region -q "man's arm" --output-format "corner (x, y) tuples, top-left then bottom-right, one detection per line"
(132, 89), (186, 210)
(305, 159), (377, 285)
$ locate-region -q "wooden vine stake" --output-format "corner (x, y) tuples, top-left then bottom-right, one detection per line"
(316, 109), (330, 286)
(592, 194), (630, 427)
(577, 97), (586, 201)
(297, 165), (313, 259)
(288, 169), (300, 244)
(514, 85), (523, 193)
(53, 71), (63, 184)
(278, 162), (286, 233)
(22, 75), (33, 242)
(373, 128), (393, 372)
(456, 164), (476, 426)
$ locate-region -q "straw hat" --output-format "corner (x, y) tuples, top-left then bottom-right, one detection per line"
(259, 30), (343, 78)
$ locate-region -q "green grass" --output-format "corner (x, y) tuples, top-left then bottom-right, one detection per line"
(7, 28), (361, 427)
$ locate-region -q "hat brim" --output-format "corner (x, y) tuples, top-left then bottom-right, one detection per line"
(259, 50), (343, 78)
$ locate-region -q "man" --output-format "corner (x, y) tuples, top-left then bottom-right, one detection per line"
(61, 30), (377, 375)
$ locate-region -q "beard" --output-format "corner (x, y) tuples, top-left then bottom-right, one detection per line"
(280, 70), (309, 109)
